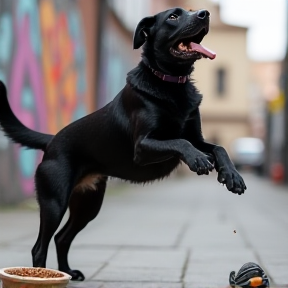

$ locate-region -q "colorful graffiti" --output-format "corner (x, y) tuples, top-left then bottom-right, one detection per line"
(0, 0), (88, 199)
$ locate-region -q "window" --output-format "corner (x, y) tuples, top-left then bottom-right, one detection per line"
(216, 68), (227, 96)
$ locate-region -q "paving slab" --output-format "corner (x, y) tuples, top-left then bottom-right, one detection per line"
(69, 282), (182, 288)
(93, 266), (182, 282)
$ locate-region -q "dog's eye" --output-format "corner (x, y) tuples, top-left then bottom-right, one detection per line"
(168, 14), (178, 20)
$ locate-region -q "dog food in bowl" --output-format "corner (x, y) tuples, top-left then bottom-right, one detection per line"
(0, 267), (71, 288)
(5, 267), (64, 278)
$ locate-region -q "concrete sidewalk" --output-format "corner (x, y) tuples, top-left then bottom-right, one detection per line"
(0, 172), (287, 288)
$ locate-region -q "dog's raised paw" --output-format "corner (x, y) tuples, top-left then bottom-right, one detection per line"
(217, 167), (247, 194)
(188, 154), (214, 175)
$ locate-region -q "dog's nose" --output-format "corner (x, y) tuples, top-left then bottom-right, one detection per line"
(197, 10), (210, 20)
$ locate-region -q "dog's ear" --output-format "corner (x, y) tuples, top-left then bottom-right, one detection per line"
(133, 16), (155, 49)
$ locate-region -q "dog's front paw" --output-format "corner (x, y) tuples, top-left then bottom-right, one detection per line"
(217, 167), (247, 195)
(187, 153), (214, 175)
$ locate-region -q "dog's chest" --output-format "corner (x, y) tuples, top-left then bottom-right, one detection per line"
(158, 105), (194, 138)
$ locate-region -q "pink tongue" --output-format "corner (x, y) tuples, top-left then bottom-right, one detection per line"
(190, 42), (216, 59)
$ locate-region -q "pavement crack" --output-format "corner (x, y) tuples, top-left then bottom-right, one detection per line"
(87, 248), (121, 281)
(173, 222), (190, 248)
(180, 248), (191, 288)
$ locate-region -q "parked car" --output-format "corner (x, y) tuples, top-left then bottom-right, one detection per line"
(230, 137), (265, 174)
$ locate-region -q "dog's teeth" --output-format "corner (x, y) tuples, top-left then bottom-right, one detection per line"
(178, 42), (186, 51)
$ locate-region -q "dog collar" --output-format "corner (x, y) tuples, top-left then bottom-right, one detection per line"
(148, 65), (189, 84)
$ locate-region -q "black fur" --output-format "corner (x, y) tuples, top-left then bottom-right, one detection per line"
(0, 8), (246, 281)
(0, 82), (53, 150)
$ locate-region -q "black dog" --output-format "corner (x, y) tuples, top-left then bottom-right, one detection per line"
(0, 8), (246, 281)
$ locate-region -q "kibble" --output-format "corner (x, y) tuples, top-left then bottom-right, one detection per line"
(5, 268), (63, 278)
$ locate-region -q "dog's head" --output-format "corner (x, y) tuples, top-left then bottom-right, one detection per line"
(133, 7), (216, 76)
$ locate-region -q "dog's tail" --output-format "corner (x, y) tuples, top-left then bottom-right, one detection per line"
(0, 81), (54, 151)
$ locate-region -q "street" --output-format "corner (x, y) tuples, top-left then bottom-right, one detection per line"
(0, 172), (287, 288)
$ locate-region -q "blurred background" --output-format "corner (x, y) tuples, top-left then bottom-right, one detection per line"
(0, 0), (287, 205)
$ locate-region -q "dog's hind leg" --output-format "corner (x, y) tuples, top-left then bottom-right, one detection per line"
(54, 174), (107, 281)
(32, 159), (74, 269)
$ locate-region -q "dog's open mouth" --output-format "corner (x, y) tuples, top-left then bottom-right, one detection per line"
(170, 28), (216, 60)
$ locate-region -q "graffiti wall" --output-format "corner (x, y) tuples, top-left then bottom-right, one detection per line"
(0, 0), (89, 204)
